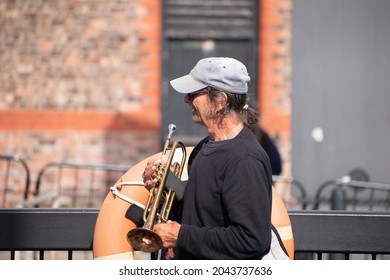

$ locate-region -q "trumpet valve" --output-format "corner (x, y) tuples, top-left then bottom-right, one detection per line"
(152, 164), (165, 182)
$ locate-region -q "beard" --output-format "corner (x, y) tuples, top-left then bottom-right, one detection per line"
(191, 110), (202, 124)
(190, 105), (215, 126)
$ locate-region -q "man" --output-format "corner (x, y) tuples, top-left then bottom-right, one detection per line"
(143, 57), (272, 259)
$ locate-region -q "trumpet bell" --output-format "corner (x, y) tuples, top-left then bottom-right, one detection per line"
(127, 228), (163, 253)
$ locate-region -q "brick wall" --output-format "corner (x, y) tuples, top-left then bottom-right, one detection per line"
(0, 0), (293, 206)
(259, 0), (292, 177)
(0, 0), (162, 206)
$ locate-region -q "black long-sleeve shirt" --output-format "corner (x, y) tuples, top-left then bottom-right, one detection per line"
(176, 125), (273, 259)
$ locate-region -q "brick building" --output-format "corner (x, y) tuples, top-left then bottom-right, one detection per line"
(0, 0), (292, 206)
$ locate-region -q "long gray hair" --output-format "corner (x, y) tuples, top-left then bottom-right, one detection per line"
(207, 87), (259, 126)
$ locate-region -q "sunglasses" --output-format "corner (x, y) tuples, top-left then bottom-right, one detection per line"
(187, 88), (209, 101)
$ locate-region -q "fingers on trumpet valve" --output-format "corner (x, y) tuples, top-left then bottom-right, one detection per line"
(142, 156), (168, 191)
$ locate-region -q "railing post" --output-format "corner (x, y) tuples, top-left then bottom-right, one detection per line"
(330, 187), (347, 259)
(331, 187), (346, 210)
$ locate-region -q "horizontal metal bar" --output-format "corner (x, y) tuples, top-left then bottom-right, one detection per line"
(1, 209), (390, 258)
(289, 210), (390, 254)
(0, 208), (98, 251)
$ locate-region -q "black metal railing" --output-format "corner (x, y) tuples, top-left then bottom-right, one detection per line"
(272, 175), (308, 210)
(33, 162), (130, 208)
(291, 210), (390, 260)
(313, 176), (390, 211)
(1, 209), (390, 260)
(0, 155), (31, 208)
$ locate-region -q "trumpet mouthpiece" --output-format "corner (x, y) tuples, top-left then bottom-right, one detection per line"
(167, 124), (176, 139)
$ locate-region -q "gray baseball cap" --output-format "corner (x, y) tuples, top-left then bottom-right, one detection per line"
(170, 57), (250, 94)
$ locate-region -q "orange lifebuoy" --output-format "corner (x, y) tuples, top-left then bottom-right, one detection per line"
(271, 187), (295, 260)
(93, 147), (191, 260)
(93, 147), (294, 260)
(92, 159), (148, 260)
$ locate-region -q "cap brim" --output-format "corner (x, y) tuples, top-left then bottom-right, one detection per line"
(170, 74), (207, 94)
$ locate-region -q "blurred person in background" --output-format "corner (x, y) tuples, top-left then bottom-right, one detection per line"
(251, 125), (282, 176)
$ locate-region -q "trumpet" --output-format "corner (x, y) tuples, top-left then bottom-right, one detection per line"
(127, 124), (186, 252)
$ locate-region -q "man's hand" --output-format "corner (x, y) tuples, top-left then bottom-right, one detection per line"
(153, 221), (181, 248)
(142, 156), (167, 191)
